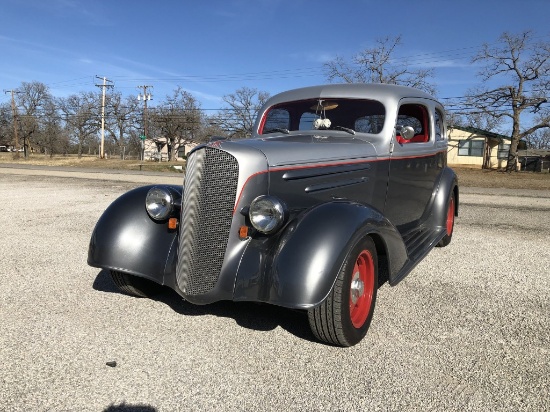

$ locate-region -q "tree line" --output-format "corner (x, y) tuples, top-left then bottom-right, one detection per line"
(0, 84), (268, 160)
(1, 30), (549, 170)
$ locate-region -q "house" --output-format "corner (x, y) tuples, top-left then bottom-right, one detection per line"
(447, 126), (512, 169)
(143, 137), (198, 161)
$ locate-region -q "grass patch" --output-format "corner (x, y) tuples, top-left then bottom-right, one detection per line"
(0, 153), (184, 173)
(453, 166), (550, 191)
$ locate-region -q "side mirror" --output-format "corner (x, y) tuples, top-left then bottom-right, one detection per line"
(396, 125), (415, 140)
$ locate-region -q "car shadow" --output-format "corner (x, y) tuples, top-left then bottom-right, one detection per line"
(93, 269), (317, 343)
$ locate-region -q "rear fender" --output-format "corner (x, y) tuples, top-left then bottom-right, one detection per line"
(432, 167), (459, 227)
(87, 185), (181, 284)
(233, 201), (407, 308)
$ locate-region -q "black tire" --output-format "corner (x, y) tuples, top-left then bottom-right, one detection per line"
(436, 191), (455, 248)
(110, 270), (163, 298)
(308, 236), (378, 347)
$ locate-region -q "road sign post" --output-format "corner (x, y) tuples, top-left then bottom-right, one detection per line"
(140, 135), (146, 161)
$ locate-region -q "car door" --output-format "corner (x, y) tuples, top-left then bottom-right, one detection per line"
(384, 99), (445, 231)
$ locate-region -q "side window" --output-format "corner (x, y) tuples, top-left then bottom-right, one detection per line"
(396, 104), (429, 143)
(435, 109), (444, 141)
(263, 108), (290, 133)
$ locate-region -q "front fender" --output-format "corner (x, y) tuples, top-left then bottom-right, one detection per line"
(87, 185), (181, 285)
(233, 201), (407, 309)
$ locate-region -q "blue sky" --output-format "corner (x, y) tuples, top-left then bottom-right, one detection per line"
(1, 0), (549, 113)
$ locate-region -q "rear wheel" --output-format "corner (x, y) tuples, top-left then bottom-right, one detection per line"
(437, 191), (455, 247)
(110, 270), (163, 298)
(308, 237), (378, 347)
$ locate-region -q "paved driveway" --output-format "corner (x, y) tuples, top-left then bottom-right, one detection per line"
(1, 168), (549, 411)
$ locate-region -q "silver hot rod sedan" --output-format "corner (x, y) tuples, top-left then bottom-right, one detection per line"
(88, 84), (458, 347)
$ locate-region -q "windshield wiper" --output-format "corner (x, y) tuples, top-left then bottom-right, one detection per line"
(334, 126), (356, 135)
(264, 128), (290, 134)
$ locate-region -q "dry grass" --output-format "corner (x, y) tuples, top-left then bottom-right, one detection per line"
(453, 166), (550, 190)
(0, 153), (184, 173)
(1, 153), (549, 190)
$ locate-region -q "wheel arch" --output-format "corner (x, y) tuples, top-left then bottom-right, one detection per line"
(369, 232), (390, 286)
(236, 201), (408, 309)
(87, 185), (181, 285)
(453, 184), (459, 217)
(432, 167), (459, 227)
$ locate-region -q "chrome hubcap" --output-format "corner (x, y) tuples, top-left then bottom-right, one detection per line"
(350, 271), (365, 304)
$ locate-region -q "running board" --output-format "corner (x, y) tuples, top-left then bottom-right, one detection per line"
(390, 226), (446, 286)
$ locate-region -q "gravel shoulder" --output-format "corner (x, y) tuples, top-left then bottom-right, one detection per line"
(0, 168), (548, 411)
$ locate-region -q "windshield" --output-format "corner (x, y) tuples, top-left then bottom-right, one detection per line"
(260, 98), (386, 135)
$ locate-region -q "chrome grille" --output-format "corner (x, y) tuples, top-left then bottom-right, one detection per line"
(176, 147), (239, 295)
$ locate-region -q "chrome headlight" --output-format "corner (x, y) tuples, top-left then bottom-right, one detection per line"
(145, 186), (174, 220)
(249, 195), (286, 234)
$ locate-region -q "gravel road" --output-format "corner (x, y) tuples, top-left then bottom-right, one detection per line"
(1, 167), (549, 412)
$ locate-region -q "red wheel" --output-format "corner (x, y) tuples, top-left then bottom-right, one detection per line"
(349, 250), (375, 328)
(446, 195), (455, 236)
(308, 236), (378, 346)
(437, 191), (456, 247)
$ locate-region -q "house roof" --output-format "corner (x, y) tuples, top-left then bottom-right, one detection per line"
(452, 125), (511, 142)
(518, 149), (550, 158)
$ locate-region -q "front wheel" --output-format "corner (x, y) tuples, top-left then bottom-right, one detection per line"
(110, 270), (163, 298)
(308, 236), (378, 347)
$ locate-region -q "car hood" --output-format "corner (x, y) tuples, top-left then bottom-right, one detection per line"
(230, 133), (379, 167)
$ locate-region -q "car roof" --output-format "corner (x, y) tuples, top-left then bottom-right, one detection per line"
(263, 83), (436, 107)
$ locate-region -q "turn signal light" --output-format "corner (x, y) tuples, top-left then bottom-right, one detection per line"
(168, 218), (178, 230)
(239, 226), (249, 239)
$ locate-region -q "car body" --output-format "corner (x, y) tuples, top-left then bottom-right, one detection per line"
(88, 83), (458, 346)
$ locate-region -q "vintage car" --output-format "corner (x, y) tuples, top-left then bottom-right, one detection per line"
(88, 83), (458, 347)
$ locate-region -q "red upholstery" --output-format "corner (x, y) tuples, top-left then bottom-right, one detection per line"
(396, 105), (429, 144)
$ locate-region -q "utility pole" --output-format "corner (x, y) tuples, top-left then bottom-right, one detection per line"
(4, 89), (20, 158)
(137, 85), (153, 161)
(95, 76), (114, 159)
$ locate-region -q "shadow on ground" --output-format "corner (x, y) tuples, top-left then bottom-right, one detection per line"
(103, 402), (157, 412)
(93, 269), (316, 343)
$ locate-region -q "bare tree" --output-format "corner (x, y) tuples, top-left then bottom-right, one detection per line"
(202, 114), (229, 141)
(450, 110), (503, 132)
(58, 92), (98, 157)
(469, 31), (550, 172)
(0, 103), (13, 147)
(105, 92), (141, 158)
(151, 87), (202, 161)
(38, 98), (62, 157)
(15, 81), (53, 157)
(213, 87), (270, 138)
(324, 35), (437, 95)
(525, 129), (550, 149)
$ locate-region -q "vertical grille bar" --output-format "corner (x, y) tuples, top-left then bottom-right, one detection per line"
(176, 147), (239, 295)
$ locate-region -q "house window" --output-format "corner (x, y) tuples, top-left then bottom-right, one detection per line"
(497, 142), (510, 159)
(458, 139), (484, 157)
